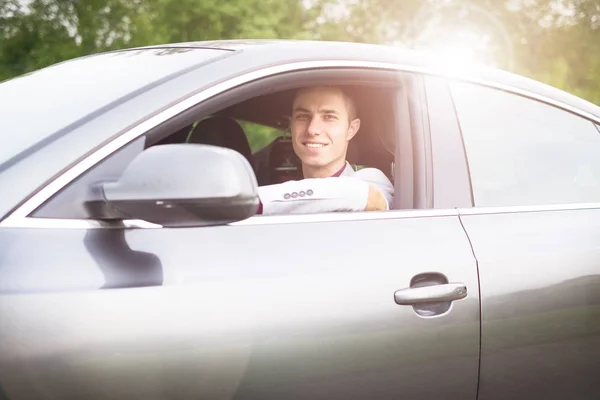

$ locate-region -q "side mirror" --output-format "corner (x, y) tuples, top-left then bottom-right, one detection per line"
(87, 144), (259, 227)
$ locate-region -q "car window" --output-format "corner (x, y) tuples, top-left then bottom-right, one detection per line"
(0, 47), (228, 172)
(237, 120), (285, 153)
(31, 75), (403, 221)
(450, 81), (600, 207)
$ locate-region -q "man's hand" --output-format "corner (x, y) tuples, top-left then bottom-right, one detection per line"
(365, 185), (388, 211)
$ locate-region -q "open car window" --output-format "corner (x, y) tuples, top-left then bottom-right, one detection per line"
(32, 68), (416, 221)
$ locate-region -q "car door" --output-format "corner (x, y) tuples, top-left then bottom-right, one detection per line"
(0, 213), (480, 400)
(441, 78), (600, 400)
(0, 67), (481, 400)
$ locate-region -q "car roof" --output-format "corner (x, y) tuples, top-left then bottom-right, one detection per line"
(127, 39), (600, 121)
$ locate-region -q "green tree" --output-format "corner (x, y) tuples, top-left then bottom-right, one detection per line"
(128, 0), (324, 45)
(516, 0), (600, 104)
(0, 0), (139, 80)
(1, 0), (599, 104)
(0, 0), (322, 81)
(312, 0), (600, 104)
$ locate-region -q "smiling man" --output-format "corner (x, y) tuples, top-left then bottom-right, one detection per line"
(257, 86), (394, 215)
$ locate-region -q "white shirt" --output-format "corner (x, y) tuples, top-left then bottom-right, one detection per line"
(258, 162), (394, 215)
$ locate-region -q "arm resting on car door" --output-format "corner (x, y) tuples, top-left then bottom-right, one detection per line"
(257, 173), (393, 215)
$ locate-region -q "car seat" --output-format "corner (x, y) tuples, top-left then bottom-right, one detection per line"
(188, 116), (253, 167)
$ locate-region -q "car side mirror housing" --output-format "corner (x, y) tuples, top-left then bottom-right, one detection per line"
(87, 144), (259, 227)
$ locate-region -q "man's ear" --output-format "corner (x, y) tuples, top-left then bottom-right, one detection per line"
(347, 118), (361, 141)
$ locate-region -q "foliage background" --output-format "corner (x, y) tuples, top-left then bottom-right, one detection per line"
(1, 0), (599, 146)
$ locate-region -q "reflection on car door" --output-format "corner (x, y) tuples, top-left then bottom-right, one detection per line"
(0, 212), (480, 399)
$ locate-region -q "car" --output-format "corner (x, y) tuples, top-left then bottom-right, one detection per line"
(0, 39), (599, 400)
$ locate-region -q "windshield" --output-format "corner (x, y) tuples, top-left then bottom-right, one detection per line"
(0, 47), (228, 169)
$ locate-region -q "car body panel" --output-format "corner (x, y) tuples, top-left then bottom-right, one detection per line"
(0, 48), (230, 169)
(459, 207), (600, 400)
(0, 212), (480, 399)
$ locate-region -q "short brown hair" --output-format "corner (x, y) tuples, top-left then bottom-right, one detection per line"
(293, 86), (358, 122)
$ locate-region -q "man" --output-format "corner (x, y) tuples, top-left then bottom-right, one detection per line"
(257, 85), (394, 215)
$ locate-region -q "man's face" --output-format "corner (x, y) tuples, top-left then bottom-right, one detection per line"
(290, 87), (360, 177)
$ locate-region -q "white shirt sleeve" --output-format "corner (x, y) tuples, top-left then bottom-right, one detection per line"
(258, 177), (371, 215)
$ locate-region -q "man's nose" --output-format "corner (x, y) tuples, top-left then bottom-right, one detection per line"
(307, 116), (323, 136)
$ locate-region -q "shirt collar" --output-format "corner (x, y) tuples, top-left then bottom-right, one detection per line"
(331, 161), (351, 177)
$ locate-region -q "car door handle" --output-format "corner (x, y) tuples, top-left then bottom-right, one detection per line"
(394, 283), (467, 305)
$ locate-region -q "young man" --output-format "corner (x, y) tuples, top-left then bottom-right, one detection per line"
(257, 86), (394, 215)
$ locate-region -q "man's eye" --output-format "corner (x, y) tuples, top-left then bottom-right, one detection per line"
(296, 114), (310, 120)
(324, 114), (337, 120)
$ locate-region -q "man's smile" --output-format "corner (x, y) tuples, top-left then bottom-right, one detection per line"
(303, 142), (328, 148)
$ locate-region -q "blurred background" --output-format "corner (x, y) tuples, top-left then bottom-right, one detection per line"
(1, 0), (598, 106)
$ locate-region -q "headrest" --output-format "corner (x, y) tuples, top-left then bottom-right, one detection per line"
(189, 116), (253, 165)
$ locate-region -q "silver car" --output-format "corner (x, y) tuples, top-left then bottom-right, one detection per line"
(0, 39), (599, 400)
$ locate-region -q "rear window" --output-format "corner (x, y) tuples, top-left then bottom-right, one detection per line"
(0, 47), (227, 169)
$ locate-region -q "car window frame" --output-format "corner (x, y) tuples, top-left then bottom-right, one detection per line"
(1, 61), (429, 229)
(39, 67), (411, 219)
(8, 62), (598, 229)
(422, 75), (474, 209)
